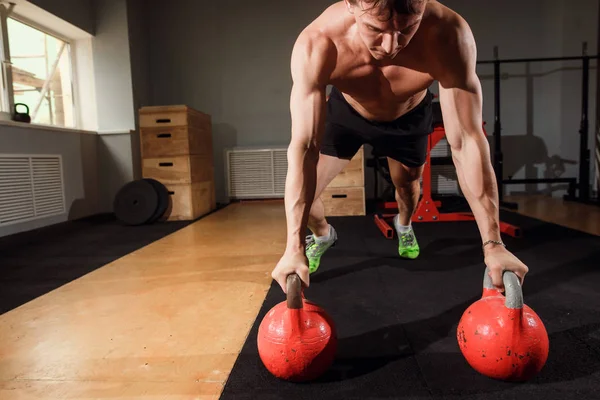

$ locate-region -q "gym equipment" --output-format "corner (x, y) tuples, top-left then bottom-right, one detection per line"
(13, 103), (31, 123)
(257, 274), (337, 382)
(478, 43), (599, 207)
(373, 114), (522, 239)
(456, 267), (549, 382)
(139, 105), (217, 221)
(113, 179), (160, 226)
(143, 178), (171, 223)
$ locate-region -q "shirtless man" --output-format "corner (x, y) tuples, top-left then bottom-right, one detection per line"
(271, 0), (529, 294)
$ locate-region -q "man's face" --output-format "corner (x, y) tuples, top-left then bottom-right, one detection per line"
(348, 2), (425, 60)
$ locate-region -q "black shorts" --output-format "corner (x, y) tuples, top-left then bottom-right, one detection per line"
(322, 86), (434, 168)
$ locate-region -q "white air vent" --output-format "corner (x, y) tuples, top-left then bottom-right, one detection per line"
(0, 154), (66, 226)
(226, 147), (288, 199)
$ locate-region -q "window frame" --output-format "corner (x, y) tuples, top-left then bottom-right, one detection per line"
(0, 6), (79, 129)
(0, 4), (14, 117)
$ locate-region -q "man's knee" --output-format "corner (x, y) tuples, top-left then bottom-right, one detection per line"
(315, 153), (352, 193)
(403, 166), (424, 183)
(310, 195), (323, 208)
(395, 178), (420, 193)
(389, 161), (424, 188)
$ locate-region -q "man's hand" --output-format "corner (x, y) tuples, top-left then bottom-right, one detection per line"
(484, 245), (529, 291)
(271, 250), (311, 293)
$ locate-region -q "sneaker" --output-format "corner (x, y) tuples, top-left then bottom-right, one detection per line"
(305, 225), (338, 273)
(394, 215), (420, 259)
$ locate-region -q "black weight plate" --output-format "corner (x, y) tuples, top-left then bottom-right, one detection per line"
(143, 178), (170, 223)
(113, 179), (159, 225)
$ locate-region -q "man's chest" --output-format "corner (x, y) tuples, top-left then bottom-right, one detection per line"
(329, 57), (435, 103)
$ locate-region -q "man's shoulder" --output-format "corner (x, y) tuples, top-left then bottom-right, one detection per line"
(424, 2), (477, 85)
(293, 3), (346, 57)
(424, 1), (475, 54)
(294, 28), (337, 61)
(291, 26), (338, 85)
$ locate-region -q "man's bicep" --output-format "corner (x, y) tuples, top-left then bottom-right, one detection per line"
(439, 76), (484, 146)
(289, 33), (334, 147)
(289, 82), (327, 147)
(435, 15), (479, 90)
(290, 31), (334, 87)
(436, 19), (485, 144)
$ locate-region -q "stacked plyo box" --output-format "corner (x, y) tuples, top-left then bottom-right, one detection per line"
(139, 105), (216, 221)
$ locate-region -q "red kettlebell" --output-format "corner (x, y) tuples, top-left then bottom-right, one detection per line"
(257, 274), (337, 382)
(457, 267), (549, 381)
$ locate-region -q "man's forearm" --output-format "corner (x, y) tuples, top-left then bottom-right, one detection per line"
(284, 142), (320, 253)
(453, 134), (502, 243)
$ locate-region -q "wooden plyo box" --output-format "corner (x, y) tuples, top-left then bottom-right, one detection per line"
(164, 181), (216, 221)
(139, 105), (216, 221)
(139, 105), (212, 158)
(141, 155), (214, 185)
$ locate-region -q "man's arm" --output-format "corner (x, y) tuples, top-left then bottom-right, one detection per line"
(271, 32), (336, 292)
(286, 33), (333, 253)
(436, 17), (528, 288)
(436, 21), (500, 245)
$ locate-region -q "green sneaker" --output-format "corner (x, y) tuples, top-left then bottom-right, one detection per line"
(394, 215), (420, 259)
(305, 225), (338, 273)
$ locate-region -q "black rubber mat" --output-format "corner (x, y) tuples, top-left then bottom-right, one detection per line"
(0, 213), (193, 315)
(220, 211), (600, 399)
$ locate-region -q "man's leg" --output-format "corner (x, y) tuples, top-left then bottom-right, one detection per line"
(304, 153), (351, 273)
(387, 158), (425, 259)
(388, 158), (424, 225)
(307, 153), (350, 236)
(308, 84), (364, 271)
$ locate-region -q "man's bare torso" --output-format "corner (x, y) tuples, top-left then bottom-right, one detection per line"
(303, 1), (459, 122)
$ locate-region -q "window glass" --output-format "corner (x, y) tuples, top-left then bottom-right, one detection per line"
(8, 18), (74, 127)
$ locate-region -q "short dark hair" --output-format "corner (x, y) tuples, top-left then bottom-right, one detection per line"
(349, 0), (425, 19)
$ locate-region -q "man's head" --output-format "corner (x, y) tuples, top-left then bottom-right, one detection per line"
(345, 0), (426, 60)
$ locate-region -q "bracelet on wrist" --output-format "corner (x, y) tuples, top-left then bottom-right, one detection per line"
(482, 240), (505, 250)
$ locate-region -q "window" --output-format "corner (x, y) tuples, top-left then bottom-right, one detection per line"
(6, 17), (75, 128)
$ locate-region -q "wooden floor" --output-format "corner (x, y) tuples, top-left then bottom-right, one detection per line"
(0, 195), (598, 399)
(504, 194), (600, 236)
(0, 202), (287, 399)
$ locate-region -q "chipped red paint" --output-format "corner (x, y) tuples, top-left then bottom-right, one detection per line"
(257, 297), (337, 382)
(457, 288), (549, 381)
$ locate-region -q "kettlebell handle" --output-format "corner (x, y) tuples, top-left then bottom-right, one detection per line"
(286, 273), (303, 309)
(14, 103), (29, 114)
(483, 267), (523, 309)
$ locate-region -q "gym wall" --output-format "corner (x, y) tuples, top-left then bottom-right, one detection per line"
(443, 0), (598, 197)
(141, 0), (599, 204)
(126, 0), (152, 183)
(142, 0), (314, 205)
(0, 126), (100, 238)
(92, 0), (137, 213)
(27, 0), (95, 35)
(0, 0), (99, 238)
(0, 0), (137, 238)
(1, 0), (598, 238)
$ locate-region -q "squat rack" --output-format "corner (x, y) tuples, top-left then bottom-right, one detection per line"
(477, 43), (600, 208)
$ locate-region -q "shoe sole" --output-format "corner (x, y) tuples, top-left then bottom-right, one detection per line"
(399, 252), (419, 260)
